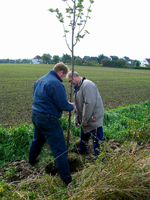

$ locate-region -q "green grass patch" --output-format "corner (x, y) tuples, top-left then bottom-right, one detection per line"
(0, 101), (149, 167)
(103, 101), (150, 143)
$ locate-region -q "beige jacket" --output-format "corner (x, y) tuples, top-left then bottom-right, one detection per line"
(74, 79), (104, 133)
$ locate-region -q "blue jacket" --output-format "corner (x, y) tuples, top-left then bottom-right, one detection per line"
(31, 70), (74, 118)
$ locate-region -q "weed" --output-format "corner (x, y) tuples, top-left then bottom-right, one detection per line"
(5, 166), (16, 179)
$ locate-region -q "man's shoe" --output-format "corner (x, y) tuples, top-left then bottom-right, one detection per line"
(71, 148), (78, 153)
(64, 180), (72, 186)
(71, 148), (85, 154)
(29, 157), (39, 165)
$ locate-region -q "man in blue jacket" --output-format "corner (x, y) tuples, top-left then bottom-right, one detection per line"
(29, 62), (74, 185)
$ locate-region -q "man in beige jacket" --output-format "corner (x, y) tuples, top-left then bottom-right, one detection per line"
(66, 71), (104, 156)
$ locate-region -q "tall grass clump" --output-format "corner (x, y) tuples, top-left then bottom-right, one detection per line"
(103, 101), (150, 143)
(0, 142), (149, 199)
(0, 117), (80, 167)
(65, 144), (150, 199)
(0, 123), (34, 166)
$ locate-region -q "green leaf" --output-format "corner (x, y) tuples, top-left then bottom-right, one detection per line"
(85, 30), (90, 34)
(88, 9), (92, 12)
(48, 8), (54, 12)
(56, 8), (59, 13)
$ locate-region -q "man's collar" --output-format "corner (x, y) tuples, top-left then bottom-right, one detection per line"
(74, 77), (86, 93)
(49, 70), (63, 82)
(78, 77), (82, 87)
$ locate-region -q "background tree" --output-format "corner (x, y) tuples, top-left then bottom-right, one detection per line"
(75, 58), (82, 65)
(52, 55), (60, 64)
(91, 60), (98, 66)
(4, 59), (9, 63)
(117, 59), (127, 68)
(131, 60), (141, 68)
(136, 60), (141, 67)
(85, 60), (91, 66)
(134, 60), (141, 67)
(61, 53), (71, 64)
(49, 0), (94, 148)
(97, 54), (108, 64)
(110, 55), (119, 60)
(22, 59), (31, 64)
(16, 59), (21, 64)
(42, 53), (52, 64)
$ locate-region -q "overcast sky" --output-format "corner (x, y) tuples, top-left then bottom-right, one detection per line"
(0, 0), (149, 61)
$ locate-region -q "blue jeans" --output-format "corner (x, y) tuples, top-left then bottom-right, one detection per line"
(78, 126), (103, 156)
(29, 113), (72, 184)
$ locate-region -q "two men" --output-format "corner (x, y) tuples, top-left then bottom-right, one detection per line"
(66, 71), (104, 156)
(29, 63), (104, 185)
(29, 62), (74, 185)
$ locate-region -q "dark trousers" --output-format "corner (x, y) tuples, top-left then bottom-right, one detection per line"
(29, 113), (72, 184)
(79, 126), (103, 156)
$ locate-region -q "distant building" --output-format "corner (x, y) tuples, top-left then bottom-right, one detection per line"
(83, 56), (98, 62)
(83, 56), (90, 61)
(0, 59), (4, 63)
(140, 58), (150, 67)
(90, 57), (97, 61)
(9, 59), (15, 63)
(32, 55), (43, 64)
(123, 56), (132, 64)
(74, 56), (83, 61)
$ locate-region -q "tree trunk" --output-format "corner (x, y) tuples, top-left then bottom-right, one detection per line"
(67, 1), (75, 149)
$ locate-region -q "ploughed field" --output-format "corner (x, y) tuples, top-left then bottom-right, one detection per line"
(1, 64), (150, 128)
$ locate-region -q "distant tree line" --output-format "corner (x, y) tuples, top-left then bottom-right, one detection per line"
(0, 58), (32, 64)
(1, 53), (150, 69)
(42, 53), (72, 64)
(40, 53), (150, 69)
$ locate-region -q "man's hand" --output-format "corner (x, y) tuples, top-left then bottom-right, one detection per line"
(82, 122), (88, 126)
(69, 102), (75, 109)
(74, 123), (79, 127)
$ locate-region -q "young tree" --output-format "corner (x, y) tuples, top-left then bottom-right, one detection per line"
(49, 0), (94, 148)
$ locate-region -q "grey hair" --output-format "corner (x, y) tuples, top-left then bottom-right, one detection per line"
(67, 71), (79, 78)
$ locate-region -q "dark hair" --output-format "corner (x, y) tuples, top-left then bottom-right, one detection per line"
(53, 62), (69, 74)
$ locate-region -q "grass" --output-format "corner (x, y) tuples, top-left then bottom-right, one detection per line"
(0, 101), (149, 167)
(0, 102), (150, 199)
(103, 101), (150, 143)
(0, 137), (150, 199)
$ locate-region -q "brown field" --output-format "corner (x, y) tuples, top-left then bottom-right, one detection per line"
(1, 64), (150, 128)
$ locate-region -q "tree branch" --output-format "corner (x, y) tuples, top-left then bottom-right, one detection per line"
(74, 3), (92, 47)
(62, 23), (72, 52)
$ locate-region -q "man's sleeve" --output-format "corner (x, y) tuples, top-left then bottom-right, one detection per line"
(82, 83), (97, 124)
(53, 84), (74, 112)
(74, 107), (80, 124)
